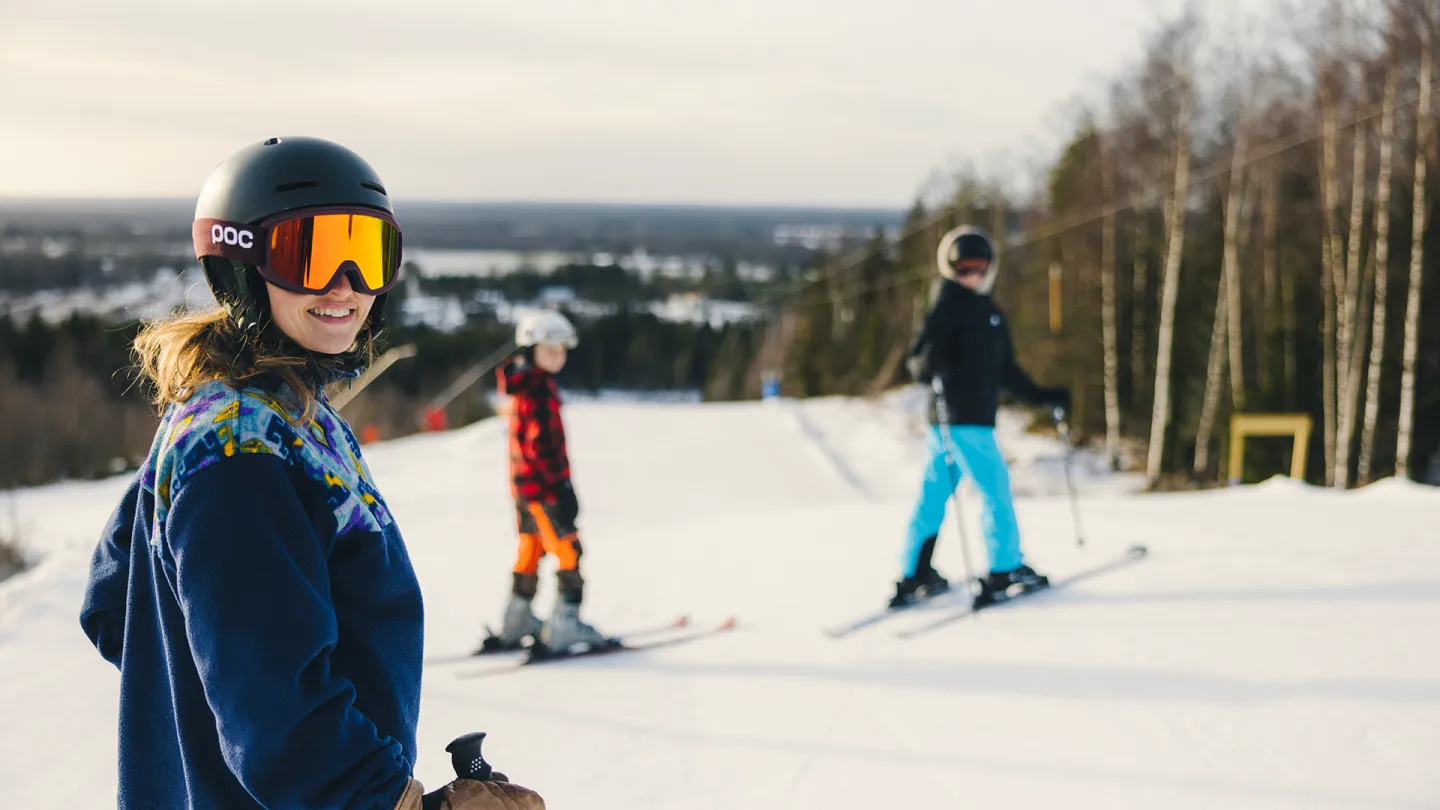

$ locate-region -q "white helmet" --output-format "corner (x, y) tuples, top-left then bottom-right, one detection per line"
(516, 310), (579, 348)
(936, 225), (998, 294)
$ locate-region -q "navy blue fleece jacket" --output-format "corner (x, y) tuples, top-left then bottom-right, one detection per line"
(80, 380), (424, 810)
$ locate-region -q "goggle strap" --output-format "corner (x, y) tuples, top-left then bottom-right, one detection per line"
(193, 218), (267, 265)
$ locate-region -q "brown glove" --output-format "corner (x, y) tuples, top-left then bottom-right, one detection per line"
(393, 775), (545, 810)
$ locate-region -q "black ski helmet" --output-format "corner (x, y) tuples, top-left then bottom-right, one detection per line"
(193, 136), (398, 337)
(936, 225), (995, 281)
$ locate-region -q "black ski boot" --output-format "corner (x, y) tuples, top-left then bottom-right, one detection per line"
(972, 564), (1049, 608)
(889, 536), (952, 608)
(888, 566), (951, 609)
(1007, 564), (1049, 590)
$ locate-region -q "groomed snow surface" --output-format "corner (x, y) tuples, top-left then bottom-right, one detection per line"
(2, 391), (1437, 809)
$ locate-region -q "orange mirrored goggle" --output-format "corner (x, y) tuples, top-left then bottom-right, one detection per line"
(193, 207), (402, 295)
(949, 258), (990, 277)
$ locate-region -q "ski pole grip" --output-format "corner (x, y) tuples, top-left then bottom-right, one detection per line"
(446, 732), (494, 781)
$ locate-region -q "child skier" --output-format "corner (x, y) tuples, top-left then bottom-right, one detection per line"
(892, 224), (1071, 609)
(485, 310), (611, 654)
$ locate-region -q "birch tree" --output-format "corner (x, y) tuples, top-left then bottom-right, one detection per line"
(1335, 79), (1373, 488)
(1226, 125), (1253, 411)
(1194, 260), (1232, 475)
(1318, 97), (1343, 485)
(1359, 62), (1398, 484)
(1146, 80), (1192, 487)
(1396, 32), (1432, 480)
(1195, 118), (1250, 475)
(1100, 139), (1122, 469)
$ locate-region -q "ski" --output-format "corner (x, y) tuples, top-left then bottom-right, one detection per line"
(894, 544), (1149, 639)
(424, 615), (690, 667)
(453, 617), (737, 679)
(823, 586), (970, 639)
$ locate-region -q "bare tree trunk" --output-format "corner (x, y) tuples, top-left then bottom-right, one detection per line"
(1336, 82), (1372, 488)
(1282, 244), (1297, 410)
(1359, 65), (1398, 484)
(1226, 125), (1252, 411)
(1132, 217), (1149, 406)
(1319, 100), (1342, 485)
(1194, 262), (1230, 476)
(1345, 252), (1376, 455)
(1146, 84), (1192, 488)
(1396, 37), (1432, 481)
(1195, 122), (1250, 476)
(1261, 172), (1279, 395)
(1339, 85), (1371, 402)
(1101, 140), (1122, 469)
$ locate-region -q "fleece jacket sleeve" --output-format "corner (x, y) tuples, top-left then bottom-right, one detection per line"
(80, 473), (144, 667)
(908, 287), (962, 384)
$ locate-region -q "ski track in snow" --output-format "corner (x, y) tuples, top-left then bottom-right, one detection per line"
(2, 389), (1438, 809)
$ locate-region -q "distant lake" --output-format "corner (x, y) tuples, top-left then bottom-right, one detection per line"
(403, 249), (584, 278)
(401, 247), (764, 281)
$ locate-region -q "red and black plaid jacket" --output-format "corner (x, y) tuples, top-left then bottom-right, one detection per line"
(499, 360), (571, 502)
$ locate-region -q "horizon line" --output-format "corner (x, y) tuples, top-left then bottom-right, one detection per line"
(0, 194), (909, 214)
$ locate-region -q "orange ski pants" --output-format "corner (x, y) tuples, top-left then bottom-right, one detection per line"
(512, 500), (581, 575)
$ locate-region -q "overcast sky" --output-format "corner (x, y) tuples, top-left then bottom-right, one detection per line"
(0, 0), (1276, 207)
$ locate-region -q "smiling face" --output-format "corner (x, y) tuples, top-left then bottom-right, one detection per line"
(265, 273), (375, 354)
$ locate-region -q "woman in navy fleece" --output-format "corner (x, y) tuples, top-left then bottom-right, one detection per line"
(79, 137), (543, 810)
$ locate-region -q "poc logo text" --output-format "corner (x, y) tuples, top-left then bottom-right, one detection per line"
(211, 224), (255, 249)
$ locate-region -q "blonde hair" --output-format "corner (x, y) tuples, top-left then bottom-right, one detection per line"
(133, 308), (367, 423)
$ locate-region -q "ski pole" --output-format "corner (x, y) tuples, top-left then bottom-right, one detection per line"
(423, 732), (500, 810)
(1052, 406), (1086, 548)
(425, 340), (519, 414)
(932, 378), (979, 608)
(446, 732), (496, 782)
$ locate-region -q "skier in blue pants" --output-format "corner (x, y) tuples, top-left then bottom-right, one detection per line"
(891, 225), (1071, 609)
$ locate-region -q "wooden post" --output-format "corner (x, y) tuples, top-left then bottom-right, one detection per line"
(1292, 419), (1312, 481)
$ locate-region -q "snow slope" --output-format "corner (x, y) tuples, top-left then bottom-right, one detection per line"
(2, 392), (1437, 809)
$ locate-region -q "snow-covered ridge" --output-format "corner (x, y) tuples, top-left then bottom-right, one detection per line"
(2, 393), (1436, 809)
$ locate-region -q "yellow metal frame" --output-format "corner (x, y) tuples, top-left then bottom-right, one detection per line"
(1228, 414), (1313, 485)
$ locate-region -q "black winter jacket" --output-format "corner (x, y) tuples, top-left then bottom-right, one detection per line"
(907, 279), (1061, 426)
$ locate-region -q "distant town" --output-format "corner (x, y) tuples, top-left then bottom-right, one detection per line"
(0, 199), (905, 332)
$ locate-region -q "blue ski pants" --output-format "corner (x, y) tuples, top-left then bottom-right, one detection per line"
(902, 426), (1023, 577)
